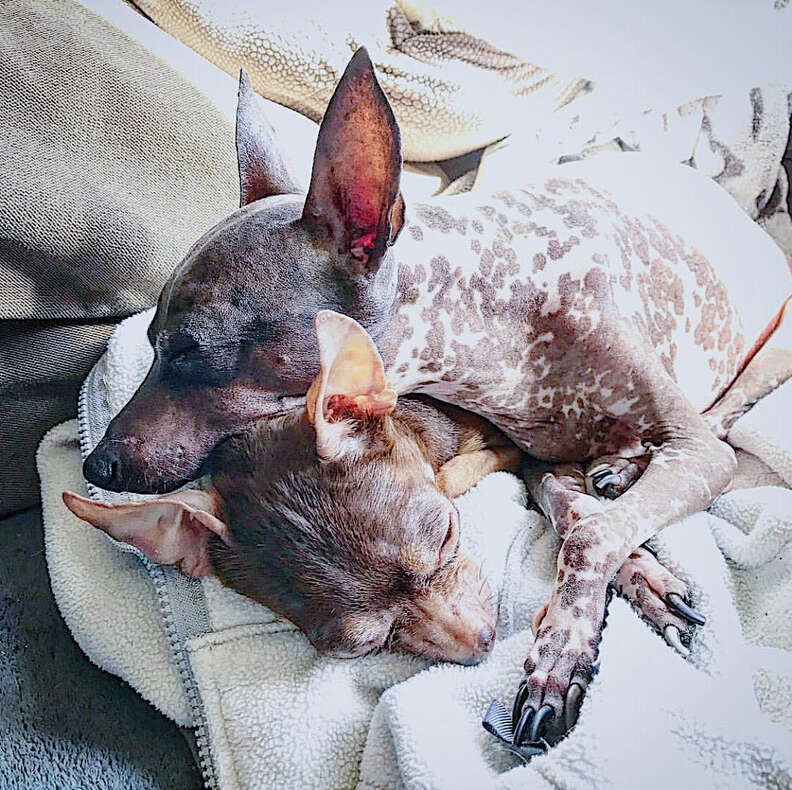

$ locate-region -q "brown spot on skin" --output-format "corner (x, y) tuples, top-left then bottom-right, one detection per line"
(415, 205), (456, 234)
(479, 247), (494, 277)
(428, 256), (453, 293)
(425, 321), (445, 361)
(558, 572), (601, 608)
(562, 532), (593, 572)
(397, 263), (421, 305)
(494, 191), (516, 208)
(547, 235), (581, 261)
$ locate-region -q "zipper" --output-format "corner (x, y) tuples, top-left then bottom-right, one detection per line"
(77, 359), (219, 790)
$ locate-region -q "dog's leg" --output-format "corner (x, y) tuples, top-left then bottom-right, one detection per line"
(511, 375), (736, 746)
(435, 445), (522, 498)
(523, 462), (701, 646)
(610, 545), (703, 654)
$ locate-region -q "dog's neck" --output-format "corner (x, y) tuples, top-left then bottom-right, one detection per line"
(374, 204), (507, 400)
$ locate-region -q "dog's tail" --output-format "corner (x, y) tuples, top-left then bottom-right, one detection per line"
(704, 294), (792, 439)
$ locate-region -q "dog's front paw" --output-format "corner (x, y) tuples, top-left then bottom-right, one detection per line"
(612, 546), (705, 657)
(511, 595), (606, 746)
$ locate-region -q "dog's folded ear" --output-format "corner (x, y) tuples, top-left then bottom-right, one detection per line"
(62, 489), (229, 578)
(236, 68), (303, 206)
(306, 310), (397, 461)
(302, 47), (405, 274)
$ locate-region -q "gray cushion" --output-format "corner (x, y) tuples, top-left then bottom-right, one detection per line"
(0, 0), (239, 515)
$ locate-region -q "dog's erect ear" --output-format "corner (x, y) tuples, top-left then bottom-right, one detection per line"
(62, 489), (229, 578)
(236, 68), (303, 206)
(302, 47), (404, 273)
(306, 310), (397, 461)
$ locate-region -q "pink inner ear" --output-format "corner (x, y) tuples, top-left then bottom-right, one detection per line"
(303, 48), (401, 270)
(325, 394), (363, 421)
(347, 184), (380, 261)
(61, 490), (225, 579)
(350, 230), (377, 262)
(325, 391), (397, 422)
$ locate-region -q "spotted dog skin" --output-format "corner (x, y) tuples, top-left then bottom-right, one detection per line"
(522, 461), (695, 684)
(370, 153), (791, 741)
(83, 50), (792, 744)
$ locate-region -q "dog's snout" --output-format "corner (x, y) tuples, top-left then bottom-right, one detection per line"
(83, 442), (124, 492)
(477, 624), (495, 655)
(458, 624), (496, 666)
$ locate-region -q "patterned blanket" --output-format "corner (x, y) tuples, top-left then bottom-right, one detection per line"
(131, 0), (792, 253)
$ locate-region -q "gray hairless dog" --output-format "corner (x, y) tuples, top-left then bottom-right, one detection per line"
(83, 49), (792, 746)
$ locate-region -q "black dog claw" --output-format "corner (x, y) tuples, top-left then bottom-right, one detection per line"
(513, 705), (534, 746)
(529, 704), (554, 742)
(482, 700), (548, 763)
(564, 683), (584, 730)
(590, 468), (611, 483)
(511, 680), (529, 732)
(483, 684), (578, 760)
(666, 592), (706, 626)
(592, 471), (620, 492)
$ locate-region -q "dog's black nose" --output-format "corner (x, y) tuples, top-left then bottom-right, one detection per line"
(83, 443), (124, 491)
(477, 624), (496, 655)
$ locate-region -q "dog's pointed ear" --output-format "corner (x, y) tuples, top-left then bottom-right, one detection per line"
(62, 489), (229, 578)
(302, 47), (405, 273)
(306, 310), (397, 461)
(236, 68), (303, 206)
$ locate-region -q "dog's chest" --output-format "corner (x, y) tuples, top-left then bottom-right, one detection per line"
(384, 161), (790, 459)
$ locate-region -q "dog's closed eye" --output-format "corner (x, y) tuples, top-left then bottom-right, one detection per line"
(438, 508), (460, 567)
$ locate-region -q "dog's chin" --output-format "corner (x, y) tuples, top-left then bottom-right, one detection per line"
(119, 473), (199, 495)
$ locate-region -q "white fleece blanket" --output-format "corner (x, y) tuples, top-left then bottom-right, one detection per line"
(39, 308), (792, 790)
